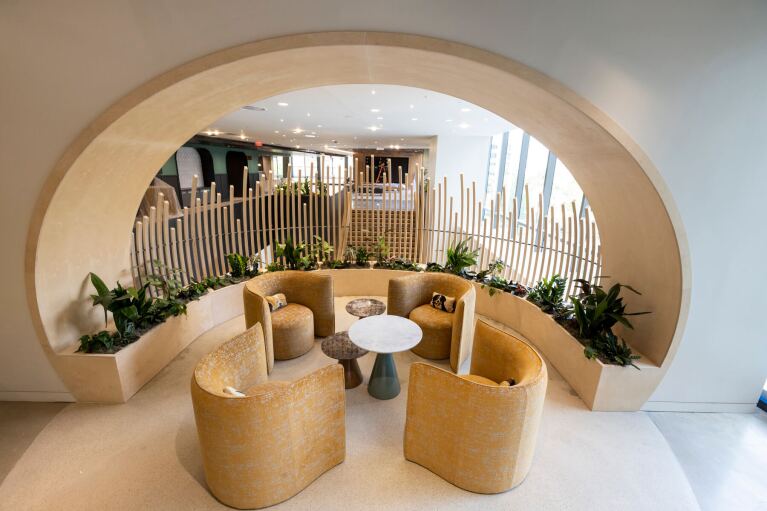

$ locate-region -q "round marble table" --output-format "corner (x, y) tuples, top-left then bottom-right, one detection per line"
(321, 332), (368, 389)
(348, 315), (423, 400)
(345, 298), (386, 318)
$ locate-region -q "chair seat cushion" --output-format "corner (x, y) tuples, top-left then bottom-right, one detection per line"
(460, 374), (499, 386)
(272, 303), (315, 360)
(409, 304), (453, 360)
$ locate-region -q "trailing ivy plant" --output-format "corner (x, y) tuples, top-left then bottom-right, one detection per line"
(444, 238), (478, 276)
(527, 274), (568, 314)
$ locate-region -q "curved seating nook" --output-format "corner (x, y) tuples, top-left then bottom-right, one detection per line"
(405, 320), (547, 493)
(55, 268), (662, 410)
(191, 323), (345, 509)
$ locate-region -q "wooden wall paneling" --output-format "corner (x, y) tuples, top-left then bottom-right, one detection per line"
(133, 223), (144, 285)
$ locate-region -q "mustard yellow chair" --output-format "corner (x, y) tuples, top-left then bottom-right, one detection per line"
(387, 272), (475, 371)
(403, 320), (547, 494)
(191, 323), (346, 509)
(243, 270), (335, 372)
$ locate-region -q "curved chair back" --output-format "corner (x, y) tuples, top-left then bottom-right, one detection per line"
(388, 272), (476, 371)
(191, 323), (346, 509)
(243, 271), (335, 371)
(404, 320), (547, 494)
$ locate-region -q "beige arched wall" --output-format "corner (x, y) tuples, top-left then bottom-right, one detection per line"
(27, 32), (688, 401)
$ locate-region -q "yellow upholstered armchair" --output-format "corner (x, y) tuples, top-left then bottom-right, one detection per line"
(403, 320), (547, 494)
(243, 270), (335, 372)
(387, 272), (475, 371)
(191, 323), (346, 509)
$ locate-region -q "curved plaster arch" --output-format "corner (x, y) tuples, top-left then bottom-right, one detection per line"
(26, 32), (689, 405)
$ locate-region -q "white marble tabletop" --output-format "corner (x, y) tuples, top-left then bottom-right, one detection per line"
(348, 314), (423, 353)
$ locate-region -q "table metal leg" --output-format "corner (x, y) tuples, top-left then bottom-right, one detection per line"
(368, 353), (400, 399)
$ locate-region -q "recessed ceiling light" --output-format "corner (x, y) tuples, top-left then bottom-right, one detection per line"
(293, 128), (304, 134)
(277, 102), (289, 107)
(274, 130), (280, 134)
(367, 126), (380, 132)
(411, 118), (418, 121)
(458, 122), (470, 129)
(306, 113), (311, 117)
(317, 124), (323, 128)
(371, 90), (376, 95)
(460, 107), (471, 112)
(305, 134), (317, 138)
(370, 108), (380, 113)
(296, 145), (300, 148)
(409, 104), (414, 109)
(376, 116), (383, 120)
(395, 145), (400, 150)
(280, 119), (284, 123)
(445, 119), (453, 123)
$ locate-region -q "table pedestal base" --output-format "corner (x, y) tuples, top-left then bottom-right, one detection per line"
(339, 359), (363, 389)
(368, 353), (400, 400)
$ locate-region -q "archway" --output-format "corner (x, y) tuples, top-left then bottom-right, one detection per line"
(26, 32), (689, 407)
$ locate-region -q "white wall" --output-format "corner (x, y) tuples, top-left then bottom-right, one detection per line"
(433, 135), (491, 209)
(1, 0), (766, 409)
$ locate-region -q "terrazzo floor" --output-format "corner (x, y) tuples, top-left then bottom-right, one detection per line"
(0, 297), (701, 510)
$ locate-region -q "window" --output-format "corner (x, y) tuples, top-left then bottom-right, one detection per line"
(548, 159), (583, 213)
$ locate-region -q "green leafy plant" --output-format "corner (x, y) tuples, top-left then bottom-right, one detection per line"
(353, 246), (370, 267)
(266, 262), (285, 272)
(527, 274), (568, 314)
(425, 262), (445, 273)
(373, 236), (389, 264)
(444, 238), (478, 276)
(476, 259), (507, 296)
(570, 279), (649, 340)
(275, 237), (307, 270)
(342, 246), (355, 265)
(146, 261), (184, 300)
(584, 331), (641, 368)
(226, 253), (260, 279)
(78, 330), (122, 354)
(311, 236), (334, 263)
(325, 259), (350, 269)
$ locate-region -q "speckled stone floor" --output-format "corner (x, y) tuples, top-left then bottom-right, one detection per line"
(0, 297), (700, 510)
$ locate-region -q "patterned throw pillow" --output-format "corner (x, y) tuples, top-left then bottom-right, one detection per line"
(265, 293), (287, 312)
(430, 292), (456, 313)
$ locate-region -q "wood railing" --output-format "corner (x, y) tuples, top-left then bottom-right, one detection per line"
(131, 161), (601, 296)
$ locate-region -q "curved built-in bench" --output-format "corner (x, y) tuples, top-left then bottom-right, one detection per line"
(55, 269), (661, 409)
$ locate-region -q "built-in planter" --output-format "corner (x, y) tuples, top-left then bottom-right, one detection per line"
(56, 281), (246, 403)
(57, 268), (662, 410)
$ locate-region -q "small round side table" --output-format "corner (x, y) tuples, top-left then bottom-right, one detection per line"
(345, 298), (386, 318)
(321, 332), (368, 389)
(348, 315), (422, 400)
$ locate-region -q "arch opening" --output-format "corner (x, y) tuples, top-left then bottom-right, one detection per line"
(27, 32), (688, 408)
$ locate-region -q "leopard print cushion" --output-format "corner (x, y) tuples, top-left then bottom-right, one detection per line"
(430, 292), (456, 313)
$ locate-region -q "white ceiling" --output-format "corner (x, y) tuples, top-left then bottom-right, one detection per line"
(202, 84), (515, 152)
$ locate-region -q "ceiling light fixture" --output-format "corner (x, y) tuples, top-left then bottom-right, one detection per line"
(371, 89), (376, 95)
(293, 128), (304, 134)
(411, 117), (418, 121)
(277, 102), (289, 107)
(460, 107), (471, 112)
(445, 119), (453, 123)
(306, 113), (311, 117)
(370, 108), (380, 113)
(376, 116), (383, 120)
(409, 104), (414, 109)
(458, 122), (470, 129)
(367, 126), (380, 132)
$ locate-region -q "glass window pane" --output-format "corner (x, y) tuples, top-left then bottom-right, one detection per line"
(502, 128), (524, 206)
(548, 159), (582, 212)
(519, 135), (548, 224)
